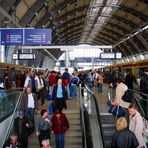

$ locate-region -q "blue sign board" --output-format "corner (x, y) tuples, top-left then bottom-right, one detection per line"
(25, 29), (52, 45)
(1, 29), (23, 45)
(76, 58), (92, 63)
(0, 28), (52, 45)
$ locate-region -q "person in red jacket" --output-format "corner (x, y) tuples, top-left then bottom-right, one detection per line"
(52, 108), (69, 148)
(49, 71), (56, 96)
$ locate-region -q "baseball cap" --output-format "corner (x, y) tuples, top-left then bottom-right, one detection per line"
(18, 111), (24, 116)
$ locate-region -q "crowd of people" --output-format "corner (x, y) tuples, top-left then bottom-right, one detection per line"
(0, 67), (148, 148)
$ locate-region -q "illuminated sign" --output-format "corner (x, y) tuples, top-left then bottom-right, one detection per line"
(116, 53), (122, 59)
(12, 54), (19, 60)
(100, 53), (115, 59)
(19, 53), (35, 60)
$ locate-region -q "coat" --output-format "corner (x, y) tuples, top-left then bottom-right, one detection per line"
(52, 113), (69, 134)
(52, 85), (68, 109)
(115, 82), (130, 108)
(23, 92), (38, 110)
(111, 129), (139, 148)
(129, 111), (145, 147)
(14, 117), (29, 139)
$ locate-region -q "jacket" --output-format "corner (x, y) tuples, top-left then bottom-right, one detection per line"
(24, 75), (39, 93)
(115, 82), (130, 108)
(49, 74), (56, 86)
(52, 113), (69, 134)
(3, 139), (22, 148)
(129, 111), (145, 147)
(23, 92), (38, 110)
(14, 117), (29, 138)
(111, 129), (139, 148)
(52, 85), (68, 100)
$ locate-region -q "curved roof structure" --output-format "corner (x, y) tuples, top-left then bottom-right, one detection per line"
(0, 0), (147, 59)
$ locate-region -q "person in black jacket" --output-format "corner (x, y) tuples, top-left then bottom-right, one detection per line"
(14, 111), (30, 148)
(111, 117), (139, 148)
(3, 133), (22, 148)
(52, 78), (68, 110)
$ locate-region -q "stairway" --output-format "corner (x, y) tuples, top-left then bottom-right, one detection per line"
(100, 114), (116, 148)
(28, 99), (82, 148)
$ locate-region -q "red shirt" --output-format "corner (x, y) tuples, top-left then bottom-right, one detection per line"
(52, 113), (69, 134)
(49, 74), (56, 86)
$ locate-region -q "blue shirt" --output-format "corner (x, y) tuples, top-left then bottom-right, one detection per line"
(56, 86), (63, 98)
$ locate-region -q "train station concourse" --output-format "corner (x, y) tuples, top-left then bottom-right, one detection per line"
(0, 0), (148, 148)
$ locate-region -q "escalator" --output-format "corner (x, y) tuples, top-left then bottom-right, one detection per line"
(100, 114), (116, 148)
(0, 88), (23, 147)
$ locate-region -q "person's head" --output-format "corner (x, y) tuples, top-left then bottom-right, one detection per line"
(54, 108), (62, 114)
(57, 78), (62, 86)
(29, 68), (35, 76)
(41, 109), (48, 118)
(18, 111), (24, 119)
(26, 87), (32, 94)
(117, 78), (124, 84)
(65, 68), (68, 72)
(42, 139), (51, 148)
(128, 103), (137, 116)
(116, 117), (128, 131)
(10, 134), (18, 144)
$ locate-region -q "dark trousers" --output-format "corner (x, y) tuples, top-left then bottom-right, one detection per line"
(20, 136), (28, 148)
(39, 128), (50, 147)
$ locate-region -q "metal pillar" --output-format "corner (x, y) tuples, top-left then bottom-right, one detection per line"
(92, 57), (94, 70)
(15, 50), (19, 65)
(0, 45), (5, 63)
(65, 49), (69, 67)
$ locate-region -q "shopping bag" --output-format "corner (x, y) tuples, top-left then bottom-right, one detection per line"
(48, 102), (54, 115)
(108, 105), (125, 118)
(47, 93), (52, 100)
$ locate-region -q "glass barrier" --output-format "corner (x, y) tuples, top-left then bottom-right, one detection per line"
(0, 91), (23, 121)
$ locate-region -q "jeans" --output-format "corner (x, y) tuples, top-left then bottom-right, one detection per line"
(25, 108), (35, 120)
(55, 134), (65, 148)
(98, 83), (103, 92)
(70, 85), (77, 97)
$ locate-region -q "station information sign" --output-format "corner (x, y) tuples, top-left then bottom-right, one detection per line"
(0, 28), (52, 45)
(1, 29), (23, 45)
(116, 53), (122, 59)
(25, 29), (52, 45)
(19, 53), (35, 60)
(100, 53), (115, 59)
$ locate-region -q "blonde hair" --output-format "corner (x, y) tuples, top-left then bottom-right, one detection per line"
(116, 117), (128, 131)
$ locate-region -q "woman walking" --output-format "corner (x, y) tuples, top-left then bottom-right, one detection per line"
(52, 108), (69, 148)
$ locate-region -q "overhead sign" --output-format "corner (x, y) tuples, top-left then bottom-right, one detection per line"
(116, 53), (122, 59)
(12, 54), (19, 60)
(25, 29), (52, 45)
(1, 29), (23, 45)
(75, 58), (92, 63)
(19, 53), (35, 60)
(0, 28), (52, 45)
(100, 53), (115, 59)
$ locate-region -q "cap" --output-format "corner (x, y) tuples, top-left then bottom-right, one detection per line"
(18, 111), (24, 116)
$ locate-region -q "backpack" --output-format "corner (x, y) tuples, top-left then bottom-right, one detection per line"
(122, 90), (133, 103)
(63, 79), (69, 86)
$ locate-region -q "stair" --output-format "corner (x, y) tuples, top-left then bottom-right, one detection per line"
(100, 114), (116, 148)
(28, 99), (82, 148)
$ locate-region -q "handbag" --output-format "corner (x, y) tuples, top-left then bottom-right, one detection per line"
(122, 90), (132, 103)
(47, 93), (52, 100)
(108, 105), (125, 118)
(48, 102), (54, 115)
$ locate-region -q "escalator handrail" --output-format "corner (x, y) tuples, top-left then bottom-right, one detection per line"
(79, 84), (87, 148)
(1, 91), (24, 147)
(85, 86), (106, 148)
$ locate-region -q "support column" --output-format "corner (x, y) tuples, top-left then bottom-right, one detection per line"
(0, 45), (5, 63)
(92, 57), (94, 70)
(65, 49), (69, 67)
(15, 50), (19, 65)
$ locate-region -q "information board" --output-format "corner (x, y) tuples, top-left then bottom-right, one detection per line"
(116, 53), (122, 59)
(100, 53), (115, 59)
(1, 29), (23, 45)
(19, 53), (35, 60)
(25, 29), (52, 45)
(0, 28), (52, 45)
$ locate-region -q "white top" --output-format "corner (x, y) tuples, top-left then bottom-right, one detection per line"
(28, 93), (35, 108)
